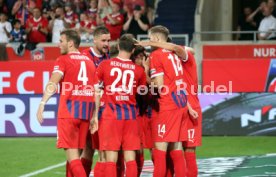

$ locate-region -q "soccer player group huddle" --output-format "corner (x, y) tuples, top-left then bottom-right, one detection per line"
(37, 25), (202, 177)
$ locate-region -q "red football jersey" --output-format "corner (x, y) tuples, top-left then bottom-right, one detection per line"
(65, 11), (79, 28)
(182, 50), (200, 109)
(150, 48), (187, 111)
(96, 57), (147, 120)
(103, 13), (124, 41)
(25, 17), (48, 43)
(53, 52), (98, 120)
(82, 47), (110, 67)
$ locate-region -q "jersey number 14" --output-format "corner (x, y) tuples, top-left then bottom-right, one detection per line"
(168, 54), (183, 76)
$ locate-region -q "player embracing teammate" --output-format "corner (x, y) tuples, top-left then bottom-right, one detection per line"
(37, 25), (201, 177)
(137, 25), (201, 177)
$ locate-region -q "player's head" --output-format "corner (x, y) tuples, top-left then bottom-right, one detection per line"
(93, 26), (111, 54)
(109, 43), (119, 58)
(59, 29), (80, 55)
(131, 45), (146, 66)
(118, 34), (136, 53)
(148, 25), (170, 42)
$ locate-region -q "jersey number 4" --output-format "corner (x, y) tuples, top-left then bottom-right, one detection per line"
(110, 68), (134, 93)
(168, 53), (183, 76)
(78, 61), (88, 85)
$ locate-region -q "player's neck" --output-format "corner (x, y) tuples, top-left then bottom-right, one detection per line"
(92, 46), (103, 56)
(117, 51), (131, 60)
(68, 48), (79, 54)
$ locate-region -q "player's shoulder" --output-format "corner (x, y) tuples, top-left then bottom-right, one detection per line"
(150, 48), (171, 57)
(55, 55), (67, 62)
(150, 48), (162, 55)
(98, 57), (112, 67)
(81, 48), (91, 55)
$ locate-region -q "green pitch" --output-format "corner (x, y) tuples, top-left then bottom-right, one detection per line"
(0, 136), (275, 177)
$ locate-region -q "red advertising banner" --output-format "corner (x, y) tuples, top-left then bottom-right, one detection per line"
(203, 45), (276, 59)
(202, 59), (273, 92)
(0, 61), (54, 94)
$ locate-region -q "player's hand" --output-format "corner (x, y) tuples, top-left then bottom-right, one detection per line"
(142, 56), (149, 70)
(90, 117), (98, 134)
(188, 108), (198, 119)
(37, 103), (45, 124)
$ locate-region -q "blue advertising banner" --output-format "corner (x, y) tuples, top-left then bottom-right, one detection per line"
(1, 93), (276, 136)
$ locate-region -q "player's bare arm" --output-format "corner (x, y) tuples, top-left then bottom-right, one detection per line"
(36, 72), (63, 124)
(185, 46), (195, 55)
(136, 40), (187, 60)
(151, 75), (164, 89)
(90, 86), (101, 134)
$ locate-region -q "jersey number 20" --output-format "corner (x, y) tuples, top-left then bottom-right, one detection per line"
(110, 68), (134, 93)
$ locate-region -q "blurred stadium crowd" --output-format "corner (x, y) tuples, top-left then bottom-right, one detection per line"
(0, 0), (155, 44)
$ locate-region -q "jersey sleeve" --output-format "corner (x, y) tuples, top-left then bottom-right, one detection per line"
(95, 61), (105, 88)
(184, 50), (194, 66)
(53, 56), (66, 76)
(181, 46), (189, 62)
(150, 51), (164, 78)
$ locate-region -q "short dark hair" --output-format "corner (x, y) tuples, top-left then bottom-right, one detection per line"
(109, 43), (119, 58)
(131, 45), (146, 60)
(60, 29), (80, 48)
(149, 25), (170, 40)
(118, 34), (136, 53)
(13, 19), (21, 26)
(93, 26), (110, 38)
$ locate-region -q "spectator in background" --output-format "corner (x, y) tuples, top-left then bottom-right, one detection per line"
(99, 0), (124, 41)
(145, 0), (155, 25)
(97, 0), (112, 22)
(86, 0), (98, 20)
(12, 0), (36, 27)
(123, 4), (149, 38)
(267, 0), (276, 17)
(10, 19), (26, 42)
(49, 7), (70, 43)
(0, 0), (8, 14)
(124, 0), (145, 14)
(25, 7), (48, 43)
(236, 6), (258, 40)
(64, 2), (79, 28)
(0, 13), (12, 43)
(247, 0), (266, 27)
(76, 13), (95, 43)
(74, 0), (86, 14)
(42, 0), (52, 14)
(258, 5), (276, 40)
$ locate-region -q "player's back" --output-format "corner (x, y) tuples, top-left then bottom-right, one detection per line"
(150, 48), (187, 111)
(96, 57), (146, 120)
(181, 51), (200, 109)
(53, 52), (97, 119)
